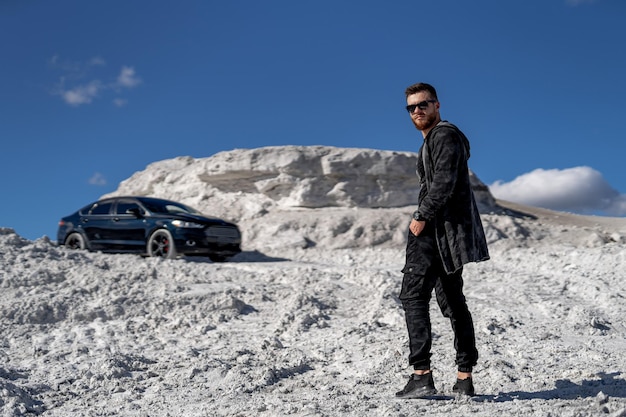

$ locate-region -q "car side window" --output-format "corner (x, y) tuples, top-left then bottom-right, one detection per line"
(89, 202), (113, 215)
(116, 201), (143, 215)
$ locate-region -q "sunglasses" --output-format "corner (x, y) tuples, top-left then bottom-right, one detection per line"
(405, 100), (437, 114)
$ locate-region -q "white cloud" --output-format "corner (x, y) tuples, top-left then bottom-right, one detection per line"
(489, 166), (626, 216)
(88, 172), (107, 186)
(113, 98), (128, 107)
(48, 54), (80, 72)
(116, 66), (141, 88)
(62, 80), (103, 106)
(49, 57), (141, 107)
(89, 56), (106, 66)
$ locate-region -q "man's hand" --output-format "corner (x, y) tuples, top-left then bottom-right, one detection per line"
(409, 219), (426, 236)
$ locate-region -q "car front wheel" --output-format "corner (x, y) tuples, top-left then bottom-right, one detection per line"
(65, 232), (87, 250)
(147, 229), (177, 259)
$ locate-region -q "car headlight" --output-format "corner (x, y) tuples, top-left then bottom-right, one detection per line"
(172, 220), (205, 228)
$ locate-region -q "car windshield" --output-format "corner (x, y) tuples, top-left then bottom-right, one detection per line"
(142, 200), (202, 215)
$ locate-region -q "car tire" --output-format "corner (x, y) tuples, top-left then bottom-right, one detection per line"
(147, 229), (177, 259)
(65, 232), (87, 250)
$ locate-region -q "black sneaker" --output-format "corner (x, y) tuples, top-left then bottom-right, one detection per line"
(452, 377), (475, 396)
(395, 373), (436, 399)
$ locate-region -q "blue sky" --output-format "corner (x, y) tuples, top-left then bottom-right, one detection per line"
(2, 0), (625, 241)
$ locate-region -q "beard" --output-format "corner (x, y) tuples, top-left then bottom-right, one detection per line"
(412, 113), (438, 132)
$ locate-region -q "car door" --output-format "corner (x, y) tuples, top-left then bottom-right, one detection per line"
(81, 200), (115, 250)
(105, 198), (149, 251)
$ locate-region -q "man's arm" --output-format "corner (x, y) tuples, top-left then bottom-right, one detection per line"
(415, 128), (465, 221)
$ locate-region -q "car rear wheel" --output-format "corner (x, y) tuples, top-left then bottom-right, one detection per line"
(147, 229), (177, 259)
(65, 232), (86, 250)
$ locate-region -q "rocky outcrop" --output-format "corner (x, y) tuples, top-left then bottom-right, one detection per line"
(103, 146), (498, 250)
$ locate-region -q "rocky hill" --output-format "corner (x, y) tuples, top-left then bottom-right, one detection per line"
(3, 147), (626, 417)
(102, 145), (498, 250)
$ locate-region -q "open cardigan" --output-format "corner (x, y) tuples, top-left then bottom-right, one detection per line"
(414, 121), (490, 274)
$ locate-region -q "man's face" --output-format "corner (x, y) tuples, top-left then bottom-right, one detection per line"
(406, 92), (440, 132)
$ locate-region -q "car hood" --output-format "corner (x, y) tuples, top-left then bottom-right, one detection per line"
(153, 212), (237, 227)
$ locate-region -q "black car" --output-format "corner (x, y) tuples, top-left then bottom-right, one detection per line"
(57, 196), (241, 261)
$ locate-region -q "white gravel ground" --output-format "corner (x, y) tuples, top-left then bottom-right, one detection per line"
(2, 147), (626, 416)
(2, 199), (626, 416)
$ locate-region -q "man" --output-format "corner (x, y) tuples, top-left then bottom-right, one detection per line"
(395, 82), (490, 398)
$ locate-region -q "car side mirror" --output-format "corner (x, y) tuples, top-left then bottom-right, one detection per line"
(126, 208), (143, 218)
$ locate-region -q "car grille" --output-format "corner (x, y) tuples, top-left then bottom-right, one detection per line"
(205, 226), (241, 242)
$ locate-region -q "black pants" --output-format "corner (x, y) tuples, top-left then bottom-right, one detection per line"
(400, 226), (478, 372)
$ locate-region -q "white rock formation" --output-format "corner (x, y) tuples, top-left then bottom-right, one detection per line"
(103, 145), (498, 250)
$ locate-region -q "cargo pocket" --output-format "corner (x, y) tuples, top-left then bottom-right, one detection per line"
(400, 262), (428, 300)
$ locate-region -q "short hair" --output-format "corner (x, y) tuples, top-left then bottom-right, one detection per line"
(405, 82), (438, 100)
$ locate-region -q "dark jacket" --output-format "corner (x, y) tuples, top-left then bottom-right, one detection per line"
(414, 121), (490, 274)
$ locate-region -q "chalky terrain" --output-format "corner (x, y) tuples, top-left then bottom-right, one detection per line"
(2, 146), (626, 416)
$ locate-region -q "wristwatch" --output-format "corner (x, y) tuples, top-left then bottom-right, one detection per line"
(412, 211), (427, 222)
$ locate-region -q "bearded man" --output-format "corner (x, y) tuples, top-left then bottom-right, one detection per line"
(395, 82), (490, 399)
